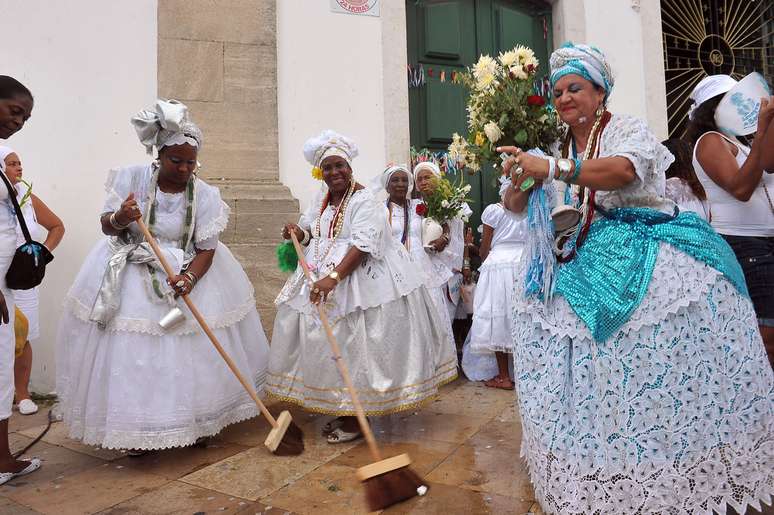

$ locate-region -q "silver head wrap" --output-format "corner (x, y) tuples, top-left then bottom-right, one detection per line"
(303, 130), (359, 168)
(687, 75), (737, 120)
(549, 42), (614, 102)
(370, 164), (413, 200)
(413, 161), (442, 180)
(131, 99), (203, 154)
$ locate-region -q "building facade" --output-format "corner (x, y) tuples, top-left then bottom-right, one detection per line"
(1, 0), (769, 391)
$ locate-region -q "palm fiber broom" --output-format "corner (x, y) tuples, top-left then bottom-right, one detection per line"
(136, 218), (303, 456)
(290, 232), (427, 510)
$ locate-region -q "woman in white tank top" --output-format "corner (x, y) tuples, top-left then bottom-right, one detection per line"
(688, 74), (774, 367)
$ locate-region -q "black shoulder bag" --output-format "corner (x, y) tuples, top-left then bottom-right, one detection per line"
(0, 170), (53, 290)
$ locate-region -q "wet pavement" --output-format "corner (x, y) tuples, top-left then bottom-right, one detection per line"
(0, 378), (542, 514)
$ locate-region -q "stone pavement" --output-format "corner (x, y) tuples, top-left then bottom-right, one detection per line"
(0, 379), (542, 515)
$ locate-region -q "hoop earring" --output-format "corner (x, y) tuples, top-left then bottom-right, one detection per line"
(595, 105), (605, 118)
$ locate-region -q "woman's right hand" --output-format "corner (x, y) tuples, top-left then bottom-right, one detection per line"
(282, 223), (304, 242)
(116, 193), (142, 226)
(0, 291), (8, 325)
(756, 96), (774, 138)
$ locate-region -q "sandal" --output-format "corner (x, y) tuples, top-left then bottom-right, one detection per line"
(126, 449), (150, 458)
(0, 458), (41, 486)
(321, 417), (345, 436)
(484, 377), (515, 390)
(326, 427), (363, 444)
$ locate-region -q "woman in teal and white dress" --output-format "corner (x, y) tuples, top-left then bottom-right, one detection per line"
(499, 43), (773, 514)
(56, 100), (269, 452)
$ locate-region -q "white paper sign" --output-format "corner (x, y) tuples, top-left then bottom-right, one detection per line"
(330, 0), (380, 17)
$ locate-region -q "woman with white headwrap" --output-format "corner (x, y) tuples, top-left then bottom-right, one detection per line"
(268, 131), (451, 444)
(377, 164), (458, 383)
(0, 146), (65, 416)
(56, 99), (269, 453)
(687, 75), (774, 367)
(497, 43), (773, 513)
(413, 161), (472, 321)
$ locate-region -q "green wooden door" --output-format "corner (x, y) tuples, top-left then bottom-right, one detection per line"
(407, 0), (552, 233)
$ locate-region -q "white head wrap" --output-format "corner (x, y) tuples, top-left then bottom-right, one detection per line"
(687, 75), (737, 120)
(370, 164), (412, 200)
(413, 161), (442, 180)
(303, 130), (359, 168)
(549, 42), (614, 102)
(0, 146), (16, 166)
(131, 99), (203, 154)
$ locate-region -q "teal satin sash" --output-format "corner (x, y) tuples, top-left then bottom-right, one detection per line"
(555, 207), (748, 342)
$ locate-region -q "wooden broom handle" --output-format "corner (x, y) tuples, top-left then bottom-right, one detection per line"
(136, 218), (278, 429)
(290, 233), (383, 462)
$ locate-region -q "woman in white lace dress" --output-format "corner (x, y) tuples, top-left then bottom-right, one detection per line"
(498, 43), (773, 514)
(268, 131), (452, 444)
(378, 164), (458, 383)
(56, 100), (269, 452)
(413, 161), (471, 321)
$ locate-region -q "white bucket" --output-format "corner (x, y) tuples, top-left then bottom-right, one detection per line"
(715, 72), (771, 136)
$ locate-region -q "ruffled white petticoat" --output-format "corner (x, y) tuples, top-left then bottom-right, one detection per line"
(511, 243), (774, 514)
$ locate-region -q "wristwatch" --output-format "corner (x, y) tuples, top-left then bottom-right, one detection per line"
(556, 158), (573, 182)
(328, 271), (341, 283)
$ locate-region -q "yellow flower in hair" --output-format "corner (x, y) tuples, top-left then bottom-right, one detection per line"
(311, 166), (323, 180)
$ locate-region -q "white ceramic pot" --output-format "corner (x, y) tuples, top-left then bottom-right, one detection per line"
(421, 217), (444, 249)
(715, 72), (771, 136)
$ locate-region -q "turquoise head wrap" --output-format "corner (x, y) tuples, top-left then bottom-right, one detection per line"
(549, 42), (614, 102)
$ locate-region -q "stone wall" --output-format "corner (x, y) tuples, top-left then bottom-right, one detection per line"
(158, 0), (299, 331)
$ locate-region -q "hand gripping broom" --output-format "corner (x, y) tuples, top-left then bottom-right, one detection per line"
(290, 232), (427, 510)
(136, 218), (303, 456)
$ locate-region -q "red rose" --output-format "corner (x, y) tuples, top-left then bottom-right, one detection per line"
(527, 95), (545, 106)
(416, 203), (427, 216)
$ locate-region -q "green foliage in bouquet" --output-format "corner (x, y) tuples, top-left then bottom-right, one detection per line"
(449, 46), (563, 172)
(422, 174), (472, 223)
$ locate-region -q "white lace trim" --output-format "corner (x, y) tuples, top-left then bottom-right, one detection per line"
(64, 294), (256, 336)
(511, 243), (721, 345)
(195, 201), (230, 243)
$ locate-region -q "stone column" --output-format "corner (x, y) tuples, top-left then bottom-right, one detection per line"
(158, 0), (299, 331)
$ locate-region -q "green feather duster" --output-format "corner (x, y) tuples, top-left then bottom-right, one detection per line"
(276, 241), (299, 272)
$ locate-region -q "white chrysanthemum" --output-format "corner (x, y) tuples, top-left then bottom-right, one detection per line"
(498, 50), (518, 68)
(484, 121), (502, 143)
(473, 55), (499, 80)
(510, 65), (528, 80)
(515, 45), (536, 64)
(448, 133), (470, 164)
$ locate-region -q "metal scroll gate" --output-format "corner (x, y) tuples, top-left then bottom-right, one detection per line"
(661, 0), (774, 138)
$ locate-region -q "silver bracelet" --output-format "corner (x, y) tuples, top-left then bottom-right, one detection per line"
(545, 158), (556, 185)
(300, 228), (311, 246)
(109, 211), (128, 230)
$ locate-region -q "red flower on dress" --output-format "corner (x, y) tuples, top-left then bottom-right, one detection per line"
(527, 95), (545, 106)
(415, 203), (427, 216)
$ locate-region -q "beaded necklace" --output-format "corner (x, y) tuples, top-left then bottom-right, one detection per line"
(557, 110), (610, 262)
(145, 162), (197, 299)
(386, 198), (410, 250)
(313, 180), (356, 268)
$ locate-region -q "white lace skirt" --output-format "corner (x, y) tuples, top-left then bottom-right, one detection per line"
(56, 240), (270, 450)
(267, 286), (457, 416)
(512, 243), (774, 514)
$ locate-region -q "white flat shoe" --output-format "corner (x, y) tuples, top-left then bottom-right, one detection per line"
(17, 399), (38, 416)
(0, 458), (41, 486)
(326, 427), (363, 444)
